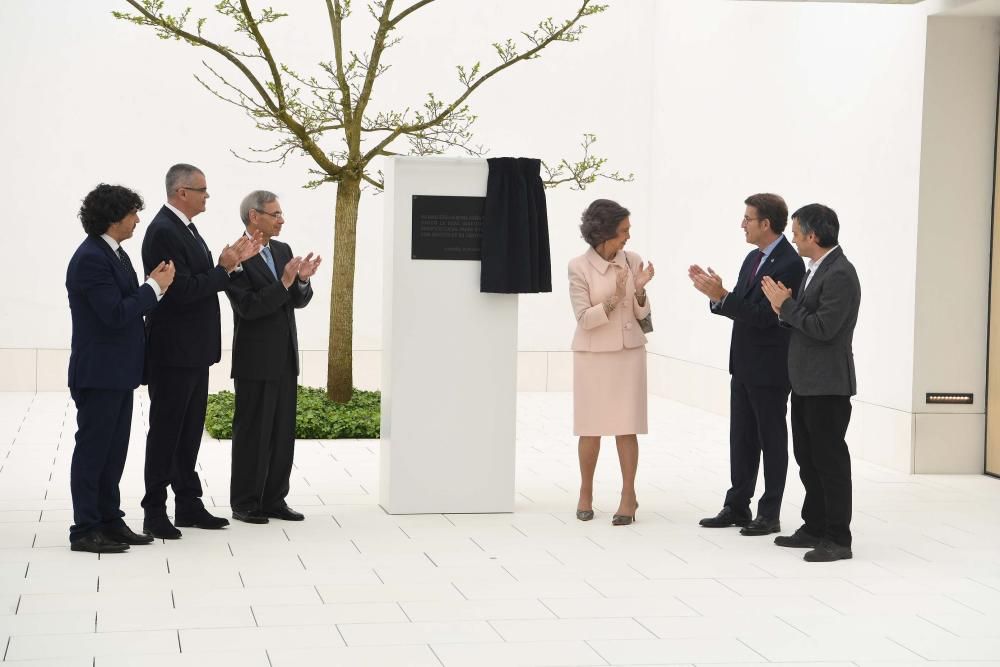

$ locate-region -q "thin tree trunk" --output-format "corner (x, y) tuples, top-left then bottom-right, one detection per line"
(326, 177), (361, 403)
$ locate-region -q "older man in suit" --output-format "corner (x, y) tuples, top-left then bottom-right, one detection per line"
(67, 184), (174, 553)
(225, 191), (321, 524)
(140, 164), (261, 539)
(762, 203), (861, 562)
(689, 194), (804, 536)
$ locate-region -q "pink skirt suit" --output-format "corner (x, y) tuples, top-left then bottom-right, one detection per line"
(568, 248), (650, 436)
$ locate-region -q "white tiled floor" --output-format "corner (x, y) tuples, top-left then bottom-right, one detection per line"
(0, 391), (999, 667)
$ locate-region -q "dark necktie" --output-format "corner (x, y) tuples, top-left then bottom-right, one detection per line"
(115, 246), (130, 270)
(745, 251), (765, 287)
(187, 222), (212, 261)
(116, 246), (138, 287)
(801, 269), (812, 293)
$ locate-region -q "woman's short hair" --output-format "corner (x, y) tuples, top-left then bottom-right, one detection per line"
(580, 199), (630, 248)
(78, 184), (144, 236)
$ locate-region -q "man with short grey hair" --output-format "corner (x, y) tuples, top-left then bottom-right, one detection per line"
(140, 163), (262, 539)
(762, 203), (861, 562)
(225, 191), (321, 524)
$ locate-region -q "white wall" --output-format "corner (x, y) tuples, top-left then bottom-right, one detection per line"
(646, 0), (929, 471)
(911, 16), (1000, 472)
(0, 0), (653, 388)
(3, 1), (998, 474)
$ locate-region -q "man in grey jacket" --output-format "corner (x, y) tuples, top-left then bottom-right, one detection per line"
(761, 203), (861, 562)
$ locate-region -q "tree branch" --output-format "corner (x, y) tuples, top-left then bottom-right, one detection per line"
(362, 0), (603, 164)
(117, 0), (344, 179)
(362, 171), (385, 189)
(387, 0), (436, 28)
(541, 134), (634, 190)
(325, 0), (355, 127)
(238, 0), (286, 109)
(353, 0), (394, 123)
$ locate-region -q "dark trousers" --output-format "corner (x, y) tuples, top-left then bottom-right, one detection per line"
(231, 370), (297, 512)
(69, 389), (133, 542)
(142, 365), (209, 518)
(790, 393), (853, 547)
(723, 378), (790, 520)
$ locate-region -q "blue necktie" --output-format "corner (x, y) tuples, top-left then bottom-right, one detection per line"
(261, 245), (278, 279)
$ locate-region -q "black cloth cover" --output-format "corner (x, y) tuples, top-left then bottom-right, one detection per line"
(481, 157), (552, 293)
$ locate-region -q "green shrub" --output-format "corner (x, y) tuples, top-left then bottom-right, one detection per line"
(204, 386), (380, 439)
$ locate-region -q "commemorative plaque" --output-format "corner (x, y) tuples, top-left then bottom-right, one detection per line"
(411, 195), (485, 260)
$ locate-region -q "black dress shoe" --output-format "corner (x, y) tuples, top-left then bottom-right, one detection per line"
(774, 526), (820, 549)
(232, 509), (269, 524)
(175, 510), (230, 530)
(143, 516), (182, 540)
(804, 539), (853, 562)
(263, 506), (304, 521)
(740, 516), (780, 536)
(104, 524), (155, 545)
(699, 507), (751, 528)
(71, 532), (130, 554)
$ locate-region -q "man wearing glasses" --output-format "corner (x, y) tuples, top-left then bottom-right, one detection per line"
(688, 194), (805, 537)
(225, 191), (321, 524)
(140, 163), (261, 539)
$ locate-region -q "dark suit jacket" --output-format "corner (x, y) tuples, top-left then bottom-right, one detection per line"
(711, 236), (805, 389)
(225, 239), (313, 381)
(141, 205), (230, 369)
(779, 246), (861, 396)
(66, 235), (158, 390)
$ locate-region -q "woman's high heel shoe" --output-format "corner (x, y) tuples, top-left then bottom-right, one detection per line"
(612, 503), (638, 526)
(576, 509), (594, 521)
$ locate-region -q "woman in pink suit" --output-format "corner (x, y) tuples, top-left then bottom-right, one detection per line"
(568, 199), (655, 525)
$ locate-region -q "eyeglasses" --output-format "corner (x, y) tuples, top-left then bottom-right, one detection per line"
(178, 186), (209, 194)
(254, 209), (284, 219)
(742, 216), (762, 224)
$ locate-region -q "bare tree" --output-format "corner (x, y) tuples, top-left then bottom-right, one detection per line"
(114, 0), (632, 402)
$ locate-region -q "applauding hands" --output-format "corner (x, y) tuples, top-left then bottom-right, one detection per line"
(219, 230), (264, 273)
(760, 276), (793, 315)
(688, 264), (728, 302)
(281, 252), (322, 288)
(148, 260), (176, 293)
(634, 260), (655, 295)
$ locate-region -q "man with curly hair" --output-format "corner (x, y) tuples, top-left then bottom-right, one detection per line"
(66, 184), (175, 553)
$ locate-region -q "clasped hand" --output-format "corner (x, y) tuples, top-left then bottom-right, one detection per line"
(760, 276), (792, 315)
(148, 260), (175, 293)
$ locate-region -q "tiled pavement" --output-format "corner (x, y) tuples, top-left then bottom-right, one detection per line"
(0, 391), (999, 666)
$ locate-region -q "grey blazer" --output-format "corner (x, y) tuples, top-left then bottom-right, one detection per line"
(779, 247), (861, 396)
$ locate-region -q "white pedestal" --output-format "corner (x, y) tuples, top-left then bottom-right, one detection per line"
(379, 157), (518, 514)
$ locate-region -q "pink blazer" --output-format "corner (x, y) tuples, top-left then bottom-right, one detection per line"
(568, 248), (651, 352)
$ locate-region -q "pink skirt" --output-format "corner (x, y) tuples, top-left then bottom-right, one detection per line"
(573, 346), (648, 436)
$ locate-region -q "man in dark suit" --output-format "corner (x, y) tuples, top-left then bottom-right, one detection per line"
(225, 191), (320, 524)
(140, 164), (260, 539)
(67, 184), (175, 553)
(689, 193), (805, 536)
(763, 203), (861, 562)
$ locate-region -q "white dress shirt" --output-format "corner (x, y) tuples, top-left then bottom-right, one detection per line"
(802, 245), (839, 292)
(244, 231), (309, 290)
(100, 233), (162, 300)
